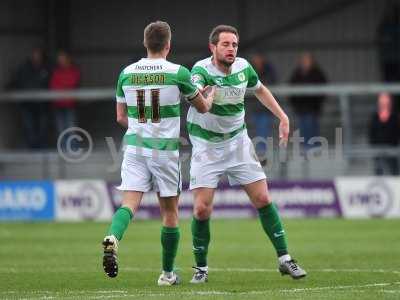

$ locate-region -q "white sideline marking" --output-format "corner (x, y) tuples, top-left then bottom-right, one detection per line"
(207, 267), (400, 274)
(95, 291), (128, 294)
(5, 281), (400, 299)
(383, 289), (400, 294)
(2, 282), (400, 298)
(121, 267), (400, 275)
(280, 282), (400, 293)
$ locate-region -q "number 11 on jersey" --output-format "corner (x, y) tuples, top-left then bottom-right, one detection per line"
(136, 89), (161, 123)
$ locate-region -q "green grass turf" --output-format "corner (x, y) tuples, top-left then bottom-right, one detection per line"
(0, 219), (399, 299)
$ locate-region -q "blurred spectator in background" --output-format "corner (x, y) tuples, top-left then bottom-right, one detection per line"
(251, 53), (278, 85)
(50, 50), (81, 146)
(249, 53), (278, 152)
(289, 52), (327, 147)
(377, 1), (400, 83)
(6, 47), (49, 149)
(369, 92), (400, 175)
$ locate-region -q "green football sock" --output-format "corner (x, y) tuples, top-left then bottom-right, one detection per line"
(107, 207), (133, 241)
(258, 203), (288, 257)
(161, 226), (180, 272)
(191, 218), (210, 267)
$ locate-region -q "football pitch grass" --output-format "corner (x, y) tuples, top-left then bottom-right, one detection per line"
(1, 219), (399, 300)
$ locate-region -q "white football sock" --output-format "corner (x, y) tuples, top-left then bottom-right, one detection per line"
(278, 254), (292, 264)
(197, 266), (208, 272)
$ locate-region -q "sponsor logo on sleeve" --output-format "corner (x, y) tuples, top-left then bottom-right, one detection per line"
(191, 74), (202, 85)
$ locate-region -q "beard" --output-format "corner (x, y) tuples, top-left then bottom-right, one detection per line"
(216, 56), (234, 68)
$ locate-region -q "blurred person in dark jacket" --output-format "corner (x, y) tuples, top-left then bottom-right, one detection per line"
(249, 53), (278, 152)
(50, 50), (81, 145)
(251, 53), (278, 85)
(289, 52), (327, 147)
(377, 1), (400, 112)
(369, 92), (400, 175)
(6, 47), (50, 149)
(377, 1), (400, 83)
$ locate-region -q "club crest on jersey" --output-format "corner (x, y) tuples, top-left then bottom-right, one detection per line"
(238, 72), (246, 82)
(191, 74), (202, 84)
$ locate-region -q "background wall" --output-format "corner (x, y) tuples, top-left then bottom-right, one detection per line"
(0, 0), (387, 88)
(0, 0), (392, 150)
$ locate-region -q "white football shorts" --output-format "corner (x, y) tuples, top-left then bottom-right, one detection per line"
(118, 151), (181, 197)
(189, 135), (266, 189)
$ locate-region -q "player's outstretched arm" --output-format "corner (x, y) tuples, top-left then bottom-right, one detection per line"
(116, 102), (128, 128)
(190, 85), (216, 113)
(254, 84), (289, 147)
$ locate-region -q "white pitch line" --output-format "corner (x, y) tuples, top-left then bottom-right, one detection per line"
(280, 282), (400, 293)
(92, 291), (128, 294)
(121, 267), (400, 275)
(382, 289), (400, 294)
(7, 282), (400, 299)
(210, 267), (400, 274)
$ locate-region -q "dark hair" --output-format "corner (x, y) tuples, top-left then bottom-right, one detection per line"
(143, 21), (171, 53)
(209, 25), (239, 45)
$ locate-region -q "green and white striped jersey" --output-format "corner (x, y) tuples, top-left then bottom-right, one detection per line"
(187, 57), (261, 149)
(116, 58), (198, 157)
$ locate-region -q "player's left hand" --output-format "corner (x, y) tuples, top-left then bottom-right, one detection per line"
(202, 85), (215, 98)
(279, 117), (289, 147)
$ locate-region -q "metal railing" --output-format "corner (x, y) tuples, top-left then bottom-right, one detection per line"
(0, 83), (399, 179)
(2, 83), (400, 147)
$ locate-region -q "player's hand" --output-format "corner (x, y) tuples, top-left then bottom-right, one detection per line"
(279, 117), (289, 147)
(202, 85), (216, 100)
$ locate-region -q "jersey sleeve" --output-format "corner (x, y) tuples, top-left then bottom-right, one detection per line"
(116, 71), (126, 103)
(247, 63), (262, 90)
(190, 65), (208, 89)
(177, 66), (199, 101)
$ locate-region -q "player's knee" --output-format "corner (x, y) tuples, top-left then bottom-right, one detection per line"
(163, 212), (178, 227)
(193, 203), (211, 220)
(253, 193), (272, 208)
